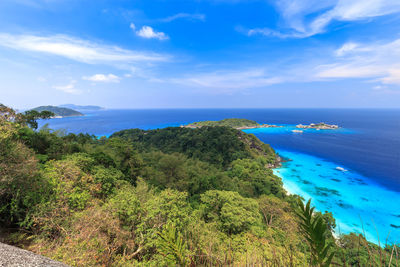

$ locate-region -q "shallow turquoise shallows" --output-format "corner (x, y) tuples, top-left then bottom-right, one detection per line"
(273, 149), (400, 244)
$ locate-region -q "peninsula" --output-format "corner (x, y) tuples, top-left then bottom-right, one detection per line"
(183, 118), (282, 130)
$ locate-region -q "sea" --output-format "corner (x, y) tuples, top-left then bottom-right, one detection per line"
(38, 108), (400, 244)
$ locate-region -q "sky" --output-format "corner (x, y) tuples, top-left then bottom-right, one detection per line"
(1, 0), (400, 109)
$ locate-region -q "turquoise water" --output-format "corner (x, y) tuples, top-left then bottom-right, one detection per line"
(243, 124), (354, 134)
(273, 149), (400, 244)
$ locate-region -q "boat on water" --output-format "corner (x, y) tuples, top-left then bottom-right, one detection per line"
(292, 130), (303, 133)
(336, 167), (348, 172)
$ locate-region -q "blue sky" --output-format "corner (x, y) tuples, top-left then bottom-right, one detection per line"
(1, 0), (400, 109)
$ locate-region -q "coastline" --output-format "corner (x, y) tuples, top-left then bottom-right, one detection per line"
(272, 148), (400, 245)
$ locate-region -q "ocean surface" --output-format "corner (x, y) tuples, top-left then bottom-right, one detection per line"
(38, 108), (400, 244)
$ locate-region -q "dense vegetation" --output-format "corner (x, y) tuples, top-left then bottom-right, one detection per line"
(31, 105), (83, 117)
(0, 104), (398, 266)
(185, 118), (260, 128)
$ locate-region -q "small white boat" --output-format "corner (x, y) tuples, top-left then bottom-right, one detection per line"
(336, 167), (348, 172)
(292, 130), (303, 133)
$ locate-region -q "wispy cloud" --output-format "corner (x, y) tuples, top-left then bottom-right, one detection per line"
(248, 0), (400, 38)
(132, 25), (169, 40)
(0, 33), (169, 64)
(53, 80), (81, 94)
(316, 38), (400, 85)
(83, 74), (120, 83)
(170, 69), (283, 93)
(160, 13), (206, 22)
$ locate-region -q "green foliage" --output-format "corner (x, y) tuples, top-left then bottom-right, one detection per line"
(156, 222), (190, 266)
(0, 119), (48, 227)
(22, 110), (54, 129)
(0, 103), (54, 130)
(187, 118), (259, 128)
(200, 190), (261, 234)
(295, 199), (335, 267)
(111, 126), (274, 167)
(228, 158), (285, 198)
(107, 183), (143, 227)
(92, 166), (123, 197)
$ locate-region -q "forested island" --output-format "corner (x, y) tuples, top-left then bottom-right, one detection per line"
(0, 105), (392, 266)
(30, 105), (83, 118)
(184, 118), (282, 129)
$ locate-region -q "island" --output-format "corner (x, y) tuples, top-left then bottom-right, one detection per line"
(183, 118), (282, 130)
(59, 104), (105, 112)
(296, 122), (339, 130)
(183, 119), (340, 131)
(30, 105), (84, 118)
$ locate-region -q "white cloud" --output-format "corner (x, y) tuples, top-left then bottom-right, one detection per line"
(160, 13), (206, 22)
(129, 23), (136, 31)
(83, 74), (120, 83)
(135, 26), (169, 40)
(171, 69), (283, 92)
(381, 69), (400, 84)
(0, 33), (169, 64)
(249, 0), (400, 38)
(53, 80), (81, 94)
(316, 39), (400, 85)
(335, 42), (358, 56)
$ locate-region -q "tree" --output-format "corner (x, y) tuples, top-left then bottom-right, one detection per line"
(22, 110), (54, 129)
(0, 104), (53, 129)
(200, 190), (261, 234)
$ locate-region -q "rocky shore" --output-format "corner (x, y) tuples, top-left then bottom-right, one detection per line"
(296, 122), (339, 130)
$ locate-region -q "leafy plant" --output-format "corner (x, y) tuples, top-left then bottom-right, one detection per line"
(157, 222), (190, 266)
(295, 199), (335, 267)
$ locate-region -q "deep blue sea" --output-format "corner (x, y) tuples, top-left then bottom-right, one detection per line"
(38, 109), (400, 244)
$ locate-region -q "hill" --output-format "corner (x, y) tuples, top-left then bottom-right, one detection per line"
(59, 104), (104, 111)
(111, 126), (278, 168)
(31, 106), (83, 117)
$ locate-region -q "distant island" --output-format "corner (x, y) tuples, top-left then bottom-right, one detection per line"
(30, 106), (84, 118)
(296, 122), (339, 130)
(59, 104), (104, 112)
(183, 118), (339, 130)
(183, 118), (282, 130)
